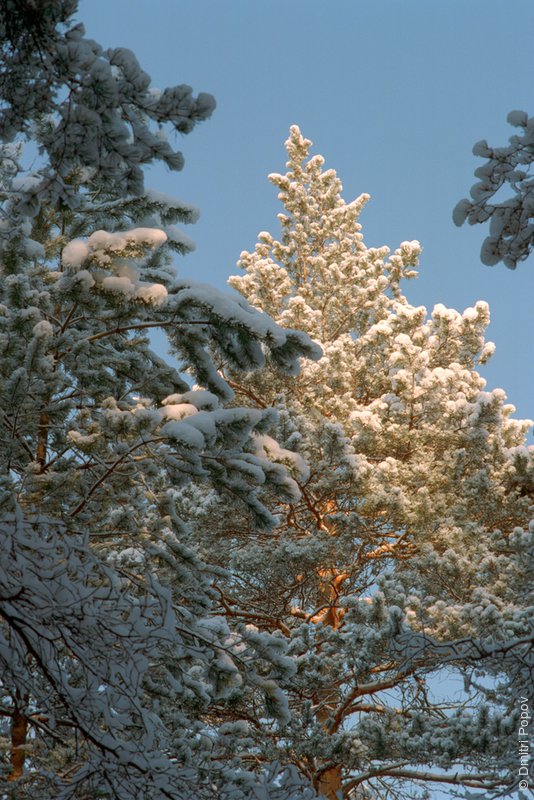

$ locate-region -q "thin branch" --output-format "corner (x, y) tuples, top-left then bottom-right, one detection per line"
(213, 584), (291, 636)
(224, 377), (269, 409)
(85, 320), (212, 343)
(69, 436), (165, 517)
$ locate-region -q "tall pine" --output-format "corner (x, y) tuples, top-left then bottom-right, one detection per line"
(186, 126), (534, 799)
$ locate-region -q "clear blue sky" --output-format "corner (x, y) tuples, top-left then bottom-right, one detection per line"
(78, 0), (534, 429)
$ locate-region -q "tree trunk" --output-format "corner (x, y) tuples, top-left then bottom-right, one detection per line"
(8, 701), (28, 781)
(316, 766), (343, 800)
(310, 568), (349, 799)
(36, 409), (50, 470)
(314, 680), (344, 799)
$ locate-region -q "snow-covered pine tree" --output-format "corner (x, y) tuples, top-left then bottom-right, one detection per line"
(0, 8), (322, 798)
(187, 126), (534, 799)
(454, 109), (534, 269)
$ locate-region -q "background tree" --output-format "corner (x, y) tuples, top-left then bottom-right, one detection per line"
(454, 109), (534, 269)
(0, 0), (215, 213)
(186, 126), (534, 799)
(0, 6), (322, 798)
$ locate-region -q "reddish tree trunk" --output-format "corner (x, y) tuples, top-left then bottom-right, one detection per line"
(8, 704), (28, 781)
(310, 568), (349, 799)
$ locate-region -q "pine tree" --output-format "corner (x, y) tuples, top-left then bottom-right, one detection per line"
(189, 126), (534, 799)
(454, 109), (534, 269)
(0, 9), (321, 799)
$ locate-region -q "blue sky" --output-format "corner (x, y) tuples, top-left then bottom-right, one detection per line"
(78, 0), (534, 429)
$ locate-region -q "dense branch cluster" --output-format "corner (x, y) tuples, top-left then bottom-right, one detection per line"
(454, 110), (534, 269)
(0, 4), (321, 798)
(0, 0), (215, 217)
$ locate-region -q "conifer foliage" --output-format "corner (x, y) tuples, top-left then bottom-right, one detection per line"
(193, 126), (534, 799)
(454, 109), (534, 269)
(0, 6), (320, 799)
(1, 3), (533, 797)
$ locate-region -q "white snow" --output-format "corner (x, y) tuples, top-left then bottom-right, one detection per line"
(23, 239), (46, 259)
(73, 270), (96, 290)
(62, 239), (89, 268)
(253, 434), (309, 480)
(67, 430), (99, 446)
(88, 227), (168, 252)
(165, 225), (196, 251)
(161, 420), (206, 449)
(101, 276), (134, 296)
(507, 109), (528, 127)
(145, 188), (200, 223)
(134, 282), (168, 305)
(161, 403), (199, 420)
(180, 390), (219, 410)
(32, 320), (53, 337)
(11, 175), (42, 192)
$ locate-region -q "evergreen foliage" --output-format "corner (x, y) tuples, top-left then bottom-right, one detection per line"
(187, 126), (534, 799)
(0, 7), (320, 798)
(2, 3), (532, 797)
(454, 109), (534, 269)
